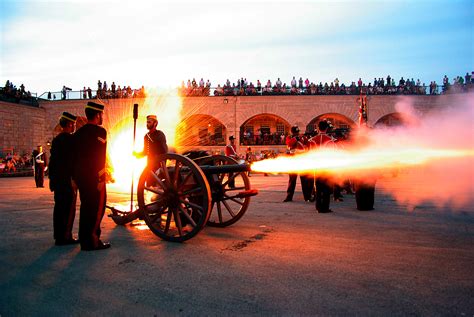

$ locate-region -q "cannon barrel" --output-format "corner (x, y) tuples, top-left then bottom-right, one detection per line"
(198, 163), (251, 175)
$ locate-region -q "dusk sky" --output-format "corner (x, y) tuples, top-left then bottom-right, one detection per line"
(1, 0), (473, 95)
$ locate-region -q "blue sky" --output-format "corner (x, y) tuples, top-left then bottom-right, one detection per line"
(1, 0), (473, 94)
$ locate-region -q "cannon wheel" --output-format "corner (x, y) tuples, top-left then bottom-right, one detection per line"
(201, 155), (251, 227)
(137, 153), (211, 242)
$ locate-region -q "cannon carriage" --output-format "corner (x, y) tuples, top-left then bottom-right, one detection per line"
(108, 153), (257, 242)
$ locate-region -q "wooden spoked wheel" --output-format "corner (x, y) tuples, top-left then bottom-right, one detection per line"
(137, 154), (211, 242)
(196, 155), (251, 227)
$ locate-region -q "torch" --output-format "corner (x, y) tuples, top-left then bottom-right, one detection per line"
(130, 103), (138, 212)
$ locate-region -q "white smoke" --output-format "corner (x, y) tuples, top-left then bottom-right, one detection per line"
(368, 93), (474, 210)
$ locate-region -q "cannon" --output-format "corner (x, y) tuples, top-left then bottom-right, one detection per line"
(108, 153), (258, 242)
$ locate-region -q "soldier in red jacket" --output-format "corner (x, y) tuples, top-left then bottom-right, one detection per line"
(308, 120), (335, 213)
(283, 126), (313, 202)
(225, 135), (238, 188)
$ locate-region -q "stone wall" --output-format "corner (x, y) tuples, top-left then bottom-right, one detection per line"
(0, 101), (46, 155)
(1, 94), (449, 156)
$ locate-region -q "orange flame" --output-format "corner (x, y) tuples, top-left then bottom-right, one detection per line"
(251, 147), (474, 175)
(107, 89), (183, 193)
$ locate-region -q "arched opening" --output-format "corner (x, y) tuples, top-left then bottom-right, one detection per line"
(240, 113), (291, 146)
(306, 113), (356, 133)
(176, 114), (227, 146)
(374, 113), (405, 127)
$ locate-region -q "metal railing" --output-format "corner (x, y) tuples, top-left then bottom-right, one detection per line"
(32, 82), (474, 102)
(179, 83), (473, 97)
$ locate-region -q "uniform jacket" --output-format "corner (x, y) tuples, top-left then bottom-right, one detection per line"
(286, 135), (305, 154)
(225, 144), (237, 158)
(143, 130), (168, 167)
(308, 133), (336, 150)
(32, 150), (48, 169)
(72, 124), (107, 185)
(49, 132), (74, 190)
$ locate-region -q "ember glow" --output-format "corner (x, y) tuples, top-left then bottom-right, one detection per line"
(106, 89), (183, 193)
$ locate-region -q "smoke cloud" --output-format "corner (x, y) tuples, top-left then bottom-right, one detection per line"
(252, 93), (474, 210)
(369, 93), (474, 210)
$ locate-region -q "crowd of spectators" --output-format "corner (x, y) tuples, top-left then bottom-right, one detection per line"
(0, 152), (32, 175)
(93, 80), (146, 99)
(178, 72), (474, 97)
(0, 80), (37, 105)
(179, 78), (212, 96)
(240, 130), (287, 146)
(46, 80), (146, 100)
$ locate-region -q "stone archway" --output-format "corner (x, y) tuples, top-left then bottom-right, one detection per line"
(240, 113), (291, 146)
(176, 114), (227, 147)
(306, 113), (356, 133)
(374, 113), (405, 127)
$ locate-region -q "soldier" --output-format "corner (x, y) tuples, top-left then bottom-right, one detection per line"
(73, 101), (110, 251)
(133, 115), (168, 171)
(245, 146), (252, 177)
(225, 135), (238, 188)
(308, 120), (335, 213)
(352, 130), (377, 211)
(225, 135), (238, 158)
(283, 126), (312, 202)
(32, 145), (48, 188)
(49, 112), (79, 245)
(354, 177), (377, 211)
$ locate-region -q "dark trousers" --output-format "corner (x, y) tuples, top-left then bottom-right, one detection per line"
(315, 177), (331, 212)
(228, 173), (235, 188)
(333, 184), (343, 200)
(78, 181), (107, 248)
(34, 165), (45, 187)
(286, 173), (313, 201)
(53, 183), (77, 241)
(354, 180), (376, 211)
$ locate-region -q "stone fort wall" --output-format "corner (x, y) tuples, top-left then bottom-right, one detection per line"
(0, 94), (448, 156)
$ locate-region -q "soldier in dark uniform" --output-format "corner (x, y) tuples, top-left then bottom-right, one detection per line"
(73, 101), (110, 251)
(354, 177), (377, 211)
(133, 114), (168, 171)
(351, 129), (377, 211)
(49, 112), (79, 245)
(32, 145), (48, 188)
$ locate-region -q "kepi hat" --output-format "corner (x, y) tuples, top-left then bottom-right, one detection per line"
(85, 101), (105, 112)
(147, 115), (158, 121)
(60, 111), (77, 122)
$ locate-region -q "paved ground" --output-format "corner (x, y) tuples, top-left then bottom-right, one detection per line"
(0, 174), (473, 316)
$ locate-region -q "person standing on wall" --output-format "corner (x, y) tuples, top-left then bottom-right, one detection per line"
(49, 112), (79, 246)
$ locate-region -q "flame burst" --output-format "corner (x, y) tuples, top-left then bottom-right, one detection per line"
(251, 147), (473, 175)
(106, 89), (183, 193)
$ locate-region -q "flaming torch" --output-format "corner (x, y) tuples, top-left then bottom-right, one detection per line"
(130, 103), (139, 212)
